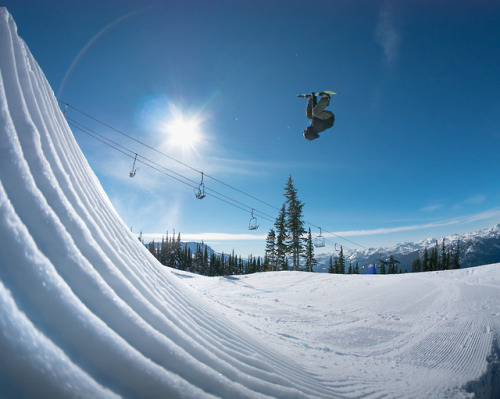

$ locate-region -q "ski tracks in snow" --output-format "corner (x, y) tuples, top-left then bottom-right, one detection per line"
(184, 268), (500, 398)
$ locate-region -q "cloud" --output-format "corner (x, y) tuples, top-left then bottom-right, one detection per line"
(375, 0), (401, 66)
(142, 232), (267, 242)
(421, 203), (443, 212)
(464, 194), (486, 205)
(333, 220), (459, 237)
(331, 208), (500, 238)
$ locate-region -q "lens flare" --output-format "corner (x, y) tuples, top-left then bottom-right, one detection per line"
(165, 115), (201, 150)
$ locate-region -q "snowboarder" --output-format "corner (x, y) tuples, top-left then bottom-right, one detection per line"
(302, 92), (335, 141)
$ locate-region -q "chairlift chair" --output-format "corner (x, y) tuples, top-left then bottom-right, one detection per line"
(314, 227), (326, 248)
(195, 172), (206, 199)
(129, 154), (138, 178)
(248, 209), (259, 230)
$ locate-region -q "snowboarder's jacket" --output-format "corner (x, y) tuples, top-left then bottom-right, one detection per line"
(306, 95), (335, 134)
(311, 113), (335, 133)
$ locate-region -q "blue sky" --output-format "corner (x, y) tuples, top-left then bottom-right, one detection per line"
(6, 0), (500, 256)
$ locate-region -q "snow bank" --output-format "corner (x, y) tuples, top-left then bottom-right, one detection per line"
(0, 8), (333, 398)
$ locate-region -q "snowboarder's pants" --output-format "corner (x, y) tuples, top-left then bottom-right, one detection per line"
(306, 96), (333, 120)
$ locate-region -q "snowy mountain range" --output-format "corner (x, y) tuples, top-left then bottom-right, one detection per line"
(315, 223), (500, 273)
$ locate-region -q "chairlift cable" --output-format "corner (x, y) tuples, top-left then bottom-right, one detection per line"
(68, 120), (276, 225)
(62, 101), (367, 249)
(67, 114), (279, 221)
(60, 100), (280, 212)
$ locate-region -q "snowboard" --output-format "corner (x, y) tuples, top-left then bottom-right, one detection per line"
(297, 90), (340, 98)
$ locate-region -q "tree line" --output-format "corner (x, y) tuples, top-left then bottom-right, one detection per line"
(144, 232), (264, 276)
(411, 239), (460, 272)
(327, 245), (360, 274)
(142, 175), (461, 277)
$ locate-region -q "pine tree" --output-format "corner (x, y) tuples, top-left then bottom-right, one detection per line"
(422, 247), (429, 272)
(284, 175), (306, 271)
(411, 257), (422, 273)
(328, 256), (335, 273)
(337, 246), (345, 274)
(304, 228), (316, 272)
(441, 238), (448, 270)
(452, 241), (461, 269)
(431, 240), (440, 271)
(160, 236), (167, 265)
(265, 229), (277, 271)
(257, 256), (262, 273)
(238, 256), (244, 275)
(274, 204), (288, 271)
(387, 255), (400, 274)
(174, 232), (182, 267)
(282, 257), (289, 271)
(149, 239), (157, 258)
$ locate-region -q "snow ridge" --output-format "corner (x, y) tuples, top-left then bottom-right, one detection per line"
(0, 8), (334, 398)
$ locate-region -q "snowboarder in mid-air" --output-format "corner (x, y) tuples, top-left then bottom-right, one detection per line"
(299, 91), (336, 141)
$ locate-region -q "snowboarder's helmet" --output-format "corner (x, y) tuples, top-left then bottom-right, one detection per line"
(304, 126), (319, 141)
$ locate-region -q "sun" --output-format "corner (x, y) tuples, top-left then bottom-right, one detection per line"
(165, 115), (201, 151)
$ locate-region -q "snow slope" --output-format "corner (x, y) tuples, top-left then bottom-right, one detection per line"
(182, 266), (500, 398)
(0, 8), (335, 398)
(0, 7), (499, 398)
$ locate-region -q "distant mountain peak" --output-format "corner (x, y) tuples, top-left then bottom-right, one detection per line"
(315, 224), (500, 273)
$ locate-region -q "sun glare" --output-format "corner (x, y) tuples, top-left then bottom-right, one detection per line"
(165, 115), (201, 150)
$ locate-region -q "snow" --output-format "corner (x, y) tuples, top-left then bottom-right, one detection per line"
(180, 267), (500, 398)
(0, 7), (499, 398)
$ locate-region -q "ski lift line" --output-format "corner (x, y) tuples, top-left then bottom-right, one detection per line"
(68, 121), (277, 225)
(68, 123), (205, 194)
(67, 115), (280, 221)
(323, 238), (354, 253)
(68, 119), (203, 187)
(68, 122), (201, 190)
(67, 117), (137, 157)
(320, 228), (368, 250)
(63, 102), (368, 249)
(69, 120), (277, 222)
(59, 100), (281, 212)
(302, 218), (369, 250)
(71, 119), (361, 250)
(71, 123), (265, 220)
(130, 153), (138, 177)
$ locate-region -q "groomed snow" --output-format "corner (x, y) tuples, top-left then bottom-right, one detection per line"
(180, 266), (500, 398)
(0, 7), (499, 398)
